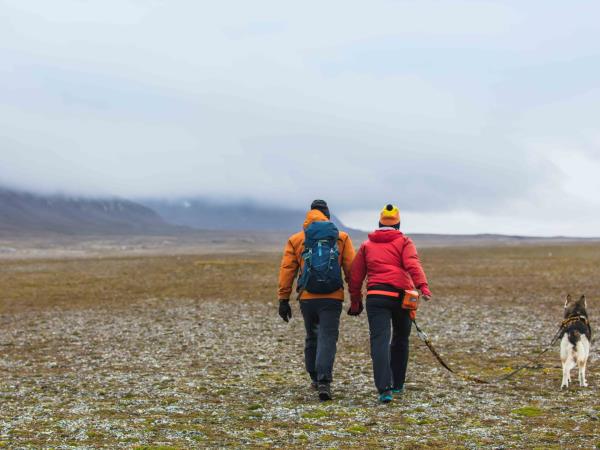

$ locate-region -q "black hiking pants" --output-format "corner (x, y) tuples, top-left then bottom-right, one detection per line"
(366, 297), (412, 393)
(299, 299), (342, 384)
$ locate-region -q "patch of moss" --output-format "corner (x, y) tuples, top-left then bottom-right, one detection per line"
(248, 404), (263, 411)
(251, 431), (267, 439)
(333, 409), (356, 418)
(417, 418), (436, 425)
(133, 446), (181, 450)
(347, 425), (368, 434)
(512, 406), (543, 417)
(302, 409), (328, 419)
(159, 397), (178, 406)
(86, 430), (104, 440)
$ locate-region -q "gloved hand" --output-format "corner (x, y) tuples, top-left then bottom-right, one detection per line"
(347, 296), (363, 316)
(409, 310), (417, 321)
(278, 299), (292, 322)
(420, 287), (432, 302)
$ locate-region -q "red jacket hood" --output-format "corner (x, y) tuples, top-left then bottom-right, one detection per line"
(368, 229), (405, 244)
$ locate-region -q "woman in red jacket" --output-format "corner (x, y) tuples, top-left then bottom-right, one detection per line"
(348, 204), (432, 403)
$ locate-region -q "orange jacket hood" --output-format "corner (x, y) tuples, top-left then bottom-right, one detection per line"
(303, 209), (329, 229)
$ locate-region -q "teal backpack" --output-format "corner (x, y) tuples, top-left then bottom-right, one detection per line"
(297, 221), (343, 294)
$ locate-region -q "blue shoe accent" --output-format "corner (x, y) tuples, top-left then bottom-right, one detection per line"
(379, 391), (393, 403)
(392, 386), (404, 394)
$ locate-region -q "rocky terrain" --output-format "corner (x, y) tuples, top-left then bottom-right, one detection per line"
(1, 244), (599, 448)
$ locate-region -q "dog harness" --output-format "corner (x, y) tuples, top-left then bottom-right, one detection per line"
(561, 315), (589, 328)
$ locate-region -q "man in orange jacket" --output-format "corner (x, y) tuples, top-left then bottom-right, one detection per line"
(278, 200), (355, 401)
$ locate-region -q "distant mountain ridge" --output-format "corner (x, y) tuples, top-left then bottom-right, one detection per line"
(0, 188), (359, 236)
(1, 188), (598, 243)
(141, 198), (360, 234)
(0, 188), (178, 235)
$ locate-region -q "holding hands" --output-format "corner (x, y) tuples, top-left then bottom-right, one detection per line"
(347, 295), (364, 316)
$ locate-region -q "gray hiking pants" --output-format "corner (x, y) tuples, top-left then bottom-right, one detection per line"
(299, 299), (342, 383)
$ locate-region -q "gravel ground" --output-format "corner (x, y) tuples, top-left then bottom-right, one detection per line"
(1, 246), (599, 448)
(2, 297), (599, 449)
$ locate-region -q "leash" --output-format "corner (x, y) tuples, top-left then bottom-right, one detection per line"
(412, 319), (490, 384)
(412, 316), (587, 385)
(491, 316), (589, 382)
(489, 324), (563, 383)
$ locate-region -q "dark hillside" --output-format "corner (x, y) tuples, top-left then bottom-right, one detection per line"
(0, 188), (179, 236)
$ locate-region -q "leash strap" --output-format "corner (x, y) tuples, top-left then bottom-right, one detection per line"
(490, 326), (562, 382)
(412, 318), (575, 385)
(492, 316), (586, 382)
(412, 320), (489, 384)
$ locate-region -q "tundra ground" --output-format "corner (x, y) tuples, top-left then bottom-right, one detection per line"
(1, 244), (599, 448)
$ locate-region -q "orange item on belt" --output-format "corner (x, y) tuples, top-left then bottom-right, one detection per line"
(367, 288), (420, 320)
(401, 290), (420, 310)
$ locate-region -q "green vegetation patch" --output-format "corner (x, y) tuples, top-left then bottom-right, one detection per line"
(417, 418), (436, 425)
(302, 409), (329, 419)
(347, 425), (368, 434)
(512, 406), (543, 417)
(133, 446), (181, 450)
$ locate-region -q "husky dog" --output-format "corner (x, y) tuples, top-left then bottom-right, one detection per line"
(560, 295), (592, 389)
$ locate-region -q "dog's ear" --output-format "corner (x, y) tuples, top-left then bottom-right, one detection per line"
(565, 294), (572, 307)
(579, 295), (587, 309)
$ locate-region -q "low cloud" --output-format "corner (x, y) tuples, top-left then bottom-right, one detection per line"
(1, 1), (599, 235)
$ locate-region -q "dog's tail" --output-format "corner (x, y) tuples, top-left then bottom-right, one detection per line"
(568, 329), (581, 348)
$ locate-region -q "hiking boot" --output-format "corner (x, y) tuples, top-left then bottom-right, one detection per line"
(378, 390), (393, 403)
(392, 386), (404, 395)
(318, 383), (332, 402)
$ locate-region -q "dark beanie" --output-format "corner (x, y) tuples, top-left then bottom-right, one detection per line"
(379, 221), (400, 230)
(310, 199), (330, 219)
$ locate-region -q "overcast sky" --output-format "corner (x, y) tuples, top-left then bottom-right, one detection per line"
(1, 1), (600, 236)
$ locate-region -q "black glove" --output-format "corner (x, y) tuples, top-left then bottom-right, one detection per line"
(278, 300), (292, 322)
(347, 295), (364, 316)
(347, 300), (364, 316)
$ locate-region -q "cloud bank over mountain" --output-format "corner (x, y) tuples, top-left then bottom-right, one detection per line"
(1, 1), (600, 235)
